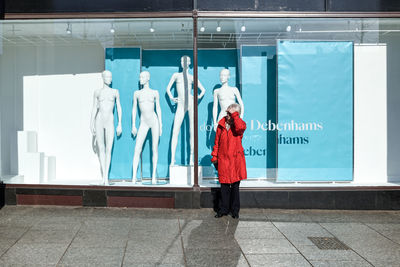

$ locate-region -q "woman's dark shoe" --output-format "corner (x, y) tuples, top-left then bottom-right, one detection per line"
(231, 214), (239, 219)
(215, 213), (226, 218)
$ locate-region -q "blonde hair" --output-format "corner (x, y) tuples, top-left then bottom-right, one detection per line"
(228, 103), (241, 114)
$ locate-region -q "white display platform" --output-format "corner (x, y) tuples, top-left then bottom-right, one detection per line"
(22, 152), (44, 183)
(169, 165), (203, 185)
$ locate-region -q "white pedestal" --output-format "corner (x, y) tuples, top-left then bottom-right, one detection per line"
(23, 152), (44, 183)
(18, 131), (38, 175)
(169, 165), (203, 185)
(44, 156), (56, 182)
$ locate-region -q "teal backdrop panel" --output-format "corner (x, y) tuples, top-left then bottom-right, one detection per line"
(197, 49), (239, 177)
(105, 47), (141, 180)
(141, 50), (194, 178)
(241, 45), (276, 178)
(277, 41), (353, 181)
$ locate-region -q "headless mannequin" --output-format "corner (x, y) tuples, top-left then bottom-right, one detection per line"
(90, 70), (122, 185)
(131, 71), (162, 184)
(166, 56), (206, 166)
(213, 69), (244, 131)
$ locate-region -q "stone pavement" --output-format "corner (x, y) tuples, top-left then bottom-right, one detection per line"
(0, 206), (400, 266)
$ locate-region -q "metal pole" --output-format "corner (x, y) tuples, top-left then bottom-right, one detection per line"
(193, 9), (199, 189)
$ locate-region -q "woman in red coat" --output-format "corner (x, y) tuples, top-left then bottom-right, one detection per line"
(211, 103), (247, 219)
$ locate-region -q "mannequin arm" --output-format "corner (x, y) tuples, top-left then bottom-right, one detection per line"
(166, 73), (178, 103)
(131, 92), (138, 136)
(115, 90), (122, 136)
(234, 87), (245, 118)
(155, 91), (162, 136)
(212, 90), (219, 130)
(90, 90), (98, 135)
(198, 80), (206, 99)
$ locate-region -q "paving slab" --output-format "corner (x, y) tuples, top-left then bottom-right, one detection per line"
(246, 254), (311, 267)
(0, 243), (68, 266)
(59, 247), (125, 266)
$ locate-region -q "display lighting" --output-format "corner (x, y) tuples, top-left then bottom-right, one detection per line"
(150, 22), (155, 33)
(286, 25), (291, 32)
(241, 24), (246, 32)
(200, 22), (205, 32)
(110, 23), (115, 34)
(216, 22), (221, 32)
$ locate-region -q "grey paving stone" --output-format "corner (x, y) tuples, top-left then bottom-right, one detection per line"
(185, 248), (249, 267)
(296, 245), (365, 261)
(233, 226), (285, 240)
(266, 209), (314, 222)
(16, 229), (77, 244)
(321, 222), (400, 262)
(365, 223), (400, 244)
(69, 231), (128, 248)
(0, 225), (29, 240)
(59, 247), (124, 266)
(126, 238), (183, 254)
(123, 252), (185, 265)
(0, 215), (42, 228)
(179, 219), (232, 237)
(0, 243), (68, 266)
(30, 219), (81, 231)
(0, 239), (18, 257)
(182, 233), (239, 250)
(237, 238), (298, 254)
(273, 222), (334, 246)
(235, 220), (275, 228)
(309, 260), (373, 267)
(246, 254), (311, 267)
(81, 217), (131, 231)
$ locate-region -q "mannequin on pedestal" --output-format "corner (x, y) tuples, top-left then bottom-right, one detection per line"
(131, 71), (162, 184)
(166, 55), (206, 166)
(90, 70), (122, 185)
(213, 68), (244, 131)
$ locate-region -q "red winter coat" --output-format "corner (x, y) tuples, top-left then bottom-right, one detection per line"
(211, 112), (247, 184)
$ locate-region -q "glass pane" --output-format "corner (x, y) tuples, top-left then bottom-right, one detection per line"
(198, 18), (397, 187)
(0, 18), (195, 187)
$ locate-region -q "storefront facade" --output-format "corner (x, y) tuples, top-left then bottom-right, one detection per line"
(1, 0), (400, 209)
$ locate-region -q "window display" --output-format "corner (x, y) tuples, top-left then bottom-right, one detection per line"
(0, 17), (398, 188)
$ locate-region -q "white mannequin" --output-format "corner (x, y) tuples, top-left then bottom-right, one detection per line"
(166, 55), (206, 166)
(90, 70), (122, 185)
(131, 71), (162, 184)
(213, 68), (244, 131)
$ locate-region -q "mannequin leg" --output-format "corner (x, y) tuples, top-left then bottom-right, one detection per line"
(132, 124), (149, 183)
(151, 122), (160, 184)
(188, 104), (194, 165)
(170, 106), (185, 166)
(104, 124), (115, 185)
(95, 123), (106, 183)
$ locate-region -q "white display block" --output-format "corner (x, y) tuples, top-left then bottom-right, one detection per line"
(354, 44), (387, 183)
(22, 152), (44, 183)
(17, 131), (38, 175)
(169, 165), (202, 185)
(44, 156), (56, 182)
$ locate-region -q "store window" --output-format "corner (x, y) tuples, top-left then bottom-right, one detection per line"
(0, 18), (196, 187)
(198, 18), (396, 187)
(1, 17), (399, 188)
